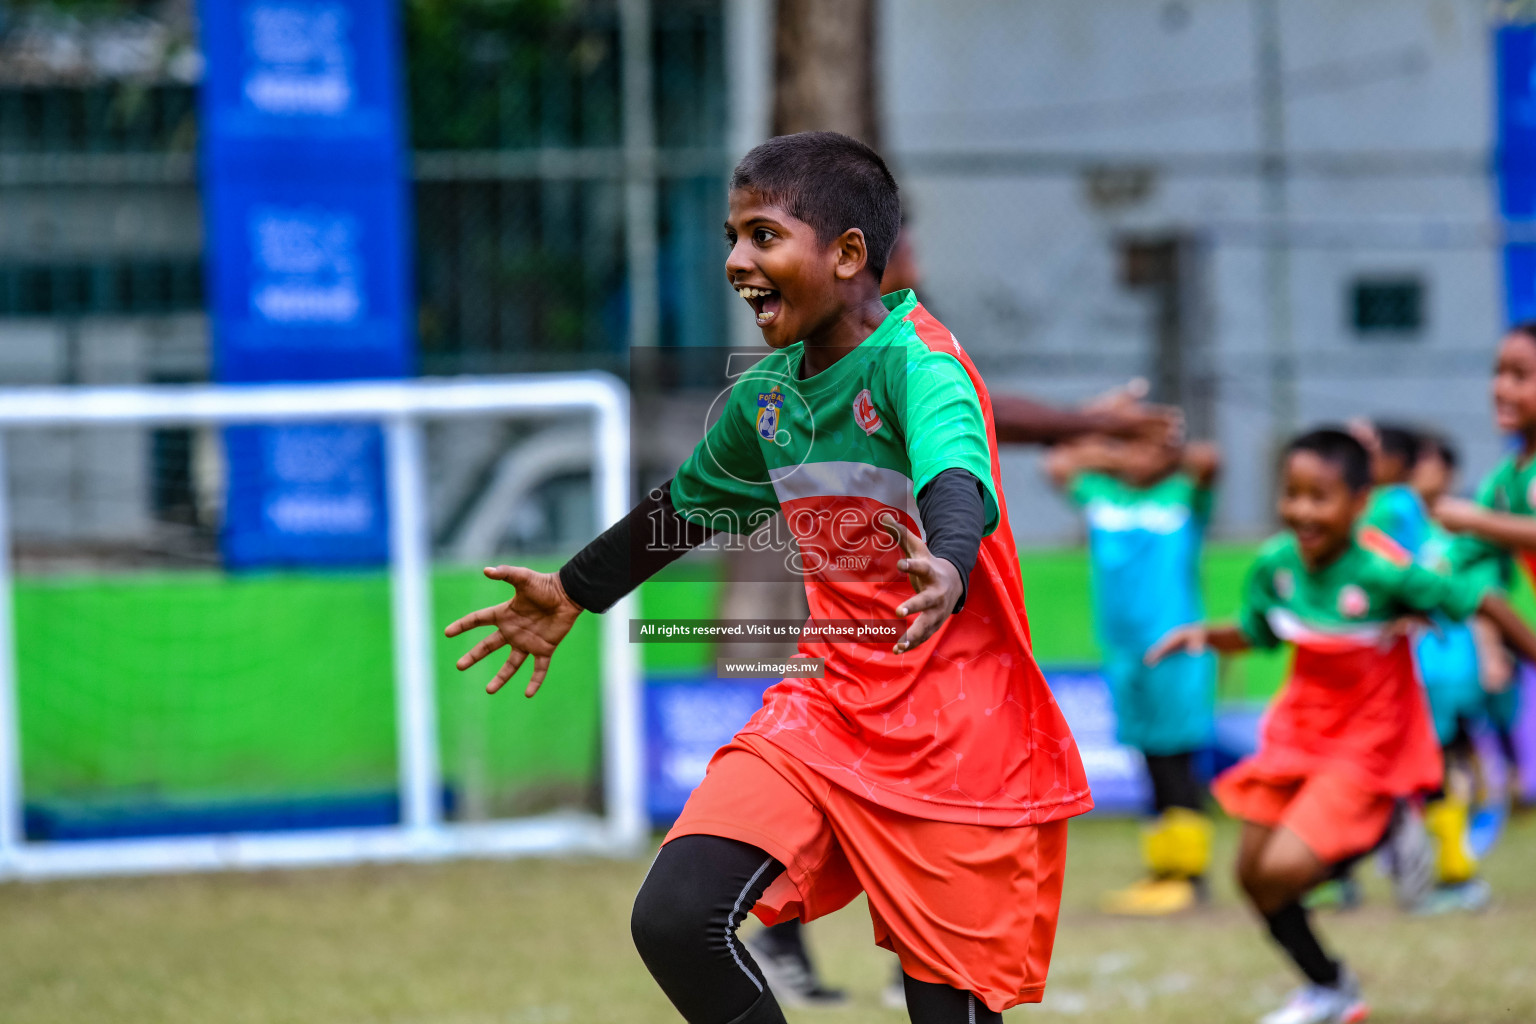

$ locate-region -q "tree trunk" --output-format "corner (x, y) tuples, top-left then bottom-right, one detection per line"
(772, 0), (880, 145)
(716, 1), (882, 659)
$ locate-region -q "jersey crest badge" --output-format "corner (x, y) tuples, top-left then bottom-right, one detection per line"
(756, 385), (784, 441)
(1274, 569), (1294, 600)
(1338, 584), (1370, 618)
(853, 388), (882, 435)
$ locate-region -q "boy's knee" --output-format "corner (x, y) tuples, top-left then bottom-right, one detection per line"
(1236, 867), (1262, 906)
(631, 868), (700, 957)
(1237, 858), (1283, 909)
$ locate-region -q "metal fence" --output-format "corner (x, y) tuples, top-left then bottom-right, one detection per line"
(1, 0), (1528, 543)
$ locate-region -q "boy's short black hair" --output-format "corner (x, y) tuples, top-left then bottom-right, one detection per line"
(1375, 423), (1422, 468)
(730, 131), (901, 280)
(1509, 320), (1536, 345)
(1420, 432), (1459, 470)
(1286, 428), (1372, 493)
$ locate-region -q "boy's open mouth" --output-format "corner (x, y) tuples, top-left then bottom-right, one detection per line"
(736, 285), (782, 327)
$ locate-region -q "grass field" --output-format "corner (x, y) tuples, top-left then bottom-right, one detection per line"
(2, 814), (1533, 1023)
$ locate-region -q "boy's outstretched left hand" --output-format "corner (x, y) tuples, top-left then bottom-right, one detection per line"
(445, 566), (583, 697)
(879, 513), (963, 655)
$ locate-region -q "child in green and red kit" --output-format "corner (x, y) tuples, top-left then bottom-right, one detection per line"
(1434, 324), (1536, 808)
(1150, 428), (1536, 1024)
(445, 132), (1092, 1024)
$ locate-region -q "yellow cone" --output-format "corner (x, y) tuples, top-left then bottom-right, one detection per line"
(1100, 877), (1198, 916)
(1142, 808), (1213, 879)
(1426, 797), (1478, 885)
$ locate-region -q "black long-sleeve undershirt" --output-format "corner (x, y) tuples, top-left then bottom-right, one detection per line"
(557, 469), (988, 615)
(557, 479), (713, 613)
(917, 467), (987, 612)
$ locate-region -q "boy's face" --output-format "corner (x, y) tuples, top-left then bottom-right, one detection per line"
(1409, 450), (1454, 506)
(1279, 451), (1366, 565)
(724, 188), (856, 349)
(1493, 332), (1536, 434)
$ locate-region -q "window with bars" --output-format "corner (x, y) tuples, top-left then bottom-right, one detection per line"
(1350, 277), (1425, 337)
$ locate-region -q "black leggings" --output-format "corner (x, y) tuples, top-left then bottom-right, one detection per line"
(1145, 751), (1204, 814)
(631, 834), (1002, 1023)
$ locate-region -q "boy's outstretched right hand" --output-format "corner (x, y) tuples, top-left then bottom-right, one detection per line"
(445, 566), (583, 697)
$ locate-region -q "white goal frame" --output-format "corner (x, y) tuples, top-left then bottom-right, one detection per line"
(0, 374), (642, 880)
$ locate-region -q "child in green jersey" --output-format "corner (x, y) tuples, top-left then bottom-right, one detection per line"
(1150, 429), (1536, 1024)
(1046, 434), (1220, 916)
(1435, 324), (1536, 809)
(446, 132), (1091, 1024)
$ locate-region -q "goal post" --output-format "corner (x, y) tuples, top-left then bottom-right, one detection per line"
(0, 374), (642, 880)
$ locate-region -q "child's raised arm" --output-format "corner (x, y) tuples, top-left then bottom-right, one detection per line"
(993, 383), (1181, 447)
(1145, 623), (1251, 665)
(1473, 591), (1536, 666)
(1183, 441), (1222, 490)
(1043, 436), (1125, 490)
(1435, 496), (1536, 551)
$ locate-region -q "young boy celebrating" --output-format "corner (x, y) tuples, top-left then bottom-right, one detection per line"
(445, 132), (1091, 1024)
(1045, 433), (1220, 915)
(1149, 428), (1536, 1024)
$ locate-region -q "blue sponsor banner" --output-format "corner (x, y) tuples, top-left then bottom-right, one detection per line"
(205, 179), (413, 382)
(641, 666), (1179, 825)
(1500, 24), (1536, 333)
(199, 0), (402, 170)
(222, 423), (389, 568)
(1503, 245), (1536, 324)
(1043, 667), (1151, 814)
(199, 0), (412, 568)
(645, 676), (773, 824)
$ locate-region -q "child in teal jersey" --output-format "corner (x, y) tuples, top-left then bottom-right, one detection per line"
(1408, 433), (1507, 910)
(1412, 435), (1511, 746)
(1355, 422), (1433, 553)
(1348, 421), (1494, 908)
(1046, 434), (1220, 915)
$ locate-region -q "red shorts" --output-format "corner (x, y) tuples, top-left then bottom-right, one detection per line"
(1213, 765), (1396, 865)
(664, 736), (1068, 1013)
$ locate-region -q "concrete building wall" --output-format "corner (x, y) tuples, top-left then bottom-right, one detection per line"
(881, 0), (1501, 542)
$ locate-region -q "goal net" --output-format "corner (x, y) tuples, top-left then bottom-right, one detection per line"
(0, 375), (641, 880)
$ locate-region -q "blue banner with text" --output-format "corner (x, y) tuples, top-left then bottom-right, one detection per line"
(199, 0), (412, 568)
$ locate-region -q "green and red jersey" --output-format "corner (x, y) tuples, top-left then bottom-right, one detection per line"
(1235, 527), (1491, 795)
(671, 290), (1092, 826)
